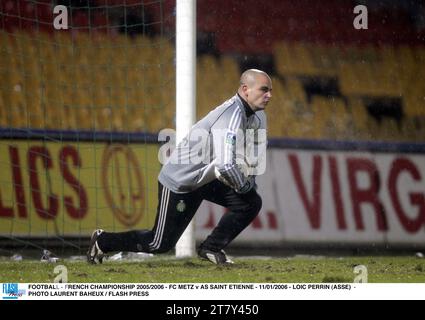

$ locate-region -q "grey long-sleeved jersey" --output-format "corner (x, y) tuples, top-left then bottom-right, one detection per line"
(158, 94), (267, 193)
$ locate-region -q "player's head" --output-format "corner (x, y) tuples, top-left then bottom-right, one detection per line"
(238, 69), (272, 111)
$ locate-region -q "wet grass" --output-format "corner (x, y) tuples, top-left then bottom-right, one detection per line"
(1, 256), (425, 283)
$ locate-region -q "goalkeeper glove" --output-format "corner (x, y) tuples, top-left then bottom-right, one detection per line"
(236, 176), (256, 194)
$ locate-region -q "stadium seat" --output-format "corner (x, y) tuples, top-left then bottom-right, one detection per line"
(274, 42), (312, 76)
(28, 112), (45, 129)
(401, 117), (423, 142)
(379, 118), (401, 141)
(143, 108), (164, 133)
(220, 56), (239, 84)
(116, 105), (132, 131)
(61, 104), (77, 130)
(0, 94), (7, 127)
(267, 77), (292, 137)
(3, 20), (423, 142)
(309, 96), (350, 140)
(285, 77), (307, 103)
(311, 96), (334, 119)
(3, 73), (27, 128)
(404, 97), (424, 117)
(73, 106), (94, 130)
(348, 97), (378, 141)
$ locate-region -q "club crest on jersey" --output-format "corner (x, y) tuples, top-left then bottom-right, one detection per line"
(225, 132), (236, 145)
(176, 200), (186, 213)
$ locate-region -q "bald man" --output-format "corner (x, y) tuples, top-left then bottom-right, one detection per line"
(88, 69), (273, 265)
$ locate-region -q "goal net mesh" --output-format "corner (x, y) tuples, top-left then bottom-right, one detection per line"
(0, 0), (176, 258)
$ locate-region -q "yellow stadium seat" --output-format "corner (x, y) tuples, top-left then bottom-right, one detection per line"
(274, 41), (315, 76)
(74, 106), (95, 130)
(220, 56), (239, 83)
(92, 85), (111, 110)
(199, 55), (220, 73)
(0, 94), (7, 127)
(400, 117), (419, 142)
(310, 96), (334, 118)
(196, 92), (211, 120)
(72, 87), (90, 110)
(161, 76), (176, 107)
(293, 42), (317, 76)
(330, 99), (350, 139)
(127, 105), (146, 132)
(267, 77), (292, 137)
(313, 44), (340, 77)
(273, 41), (292, 76)
(379, 118), (401, 141)
(45, 99), (66, 129)
(285, 77), (307, 103)
(25, 86), (45, 129)
(29, 113), (45, 130)
(415, 117), (425, 142)
(295, 112), (320, 139)
(4, 79), (26, 128)
(61, 104), (77, 130)
(93, 106), (112, 131)
(311, 96), (350, 140)
(41, 81), (60, 104)
(11, 31), (425, 143)
(268, 119), (282, 137)
(161, 110), (175, 131)
(348, 97), (375, 140)
(404, 97), (425, 117)
(145, 108), (164, 133)
(112, 106), (127, 131)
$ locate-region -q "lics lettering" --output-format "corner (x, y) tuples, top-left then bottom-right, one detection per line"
(0, 145), (88, 220)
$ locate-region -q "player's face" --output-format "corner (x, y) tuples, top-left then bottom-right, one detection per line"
(244, 74), (272, 111)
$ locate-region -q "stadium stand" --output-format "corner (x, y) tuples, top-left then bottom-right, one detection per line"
(1, 0), (424, 142)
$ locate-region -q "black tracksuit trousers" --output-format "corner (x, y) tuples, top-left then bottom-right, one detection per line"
(97, 180), (262, 254)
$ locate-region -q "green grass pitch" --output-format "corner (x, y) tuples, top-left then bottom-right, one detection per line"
(1, 256), (424, 283)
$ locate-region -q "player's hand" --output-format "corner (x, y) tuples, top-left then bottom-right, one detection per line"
(236, 176), (256, 194)
(214, 167), (233, 187)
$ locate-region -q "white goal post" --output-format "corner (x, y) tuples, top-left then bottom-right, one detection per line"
(175, 0), (197, 258)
